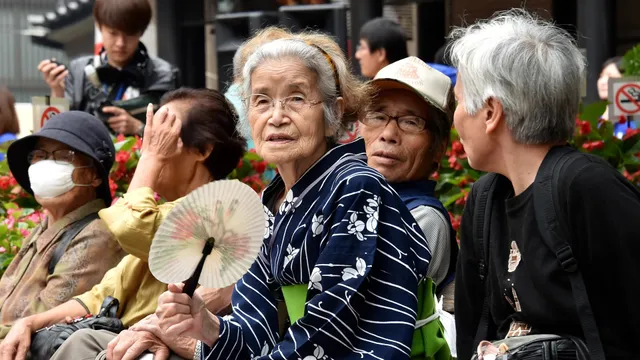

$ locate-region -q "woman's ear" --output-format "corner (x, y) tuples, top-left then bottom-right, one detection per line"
(326, 97), (345, 137)
(91, 169), (103, 188)
(196, 144), (214, 162)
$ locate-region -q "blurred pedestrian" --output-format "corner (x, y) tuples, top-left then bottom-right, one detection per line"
(37, 0), (179, 136)
(355, 18), (408, 78)
(596, 56), (636, 139)
(0, 87), (20, 160)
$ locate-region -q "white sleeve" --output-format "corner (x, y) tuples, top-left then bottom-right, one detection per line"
(410, 205), (451, 286)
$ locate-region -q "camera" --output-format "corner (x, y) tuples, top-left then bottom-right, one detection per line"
(95, 100), (113, 123)
(49, 58), (66, 69)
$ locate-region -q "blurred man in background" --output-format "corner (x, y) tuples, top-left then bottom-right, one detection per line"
(37, 0), (179, 136)
(355, 17), (409, 78)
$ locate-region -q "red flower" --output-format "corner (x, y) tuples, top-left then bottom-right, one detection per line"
(109, 178), (118, 197)
(431, 171), (440, 181)
(618, 115), (628, 124)
(577, 120), (591, 136)
(623, 128), (640, 141)
(116, 134), (126, 142)
(242, 174), (264, 193)
(448, 155), (463, 171)
(455, 190), (469, 206)
(459, 178), (469, 187)
(449, 212), (461, 232)
(451, 141), (465, 156)
(582, 140), (605, 151)
(252, 160), (267, 174)
(116, 151), (130, 164)
(237, 159), (245, 169)
(0, 176), (10, 190)
(582, 140), (604, 151)
(132, 136), (143, 151)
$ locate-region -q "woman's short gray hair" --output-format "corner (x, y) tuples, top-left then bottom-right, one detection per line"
(239, 38), (342, 140)
(448, 9), (586, 144)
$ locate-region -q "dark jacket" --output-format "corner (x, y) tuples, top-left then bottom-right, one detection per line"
(64, 43), (179, 126)
(455, 148), (640, 359)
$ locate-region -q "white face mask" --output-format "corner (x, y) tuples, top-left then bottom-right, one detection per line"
(28, 160), (92, 199)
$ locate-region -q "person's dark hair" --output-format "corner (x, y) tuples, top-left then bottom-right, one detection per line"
(602, 56), (624, 74)
(160, 88), (247, 180)
(0, 87), (20, 135)
(93, 0), (152, 36)
(359, 18), (409, 64)
(433, 43), (452, 66)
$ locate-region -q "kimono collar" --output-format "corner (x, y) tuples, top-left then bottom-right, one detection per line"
(263, 138), (367, 202)
(390, 179), (437, 201)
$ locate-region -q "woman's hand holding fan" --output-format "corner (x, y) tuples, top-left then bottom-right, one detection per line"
(154, 283), (220, 347)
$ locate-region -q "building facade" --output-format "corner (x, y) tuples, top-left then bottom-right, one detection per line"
(7, 0), (640, 103)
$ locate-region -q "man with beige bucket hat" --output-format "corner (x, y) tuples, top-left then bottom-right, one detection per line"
(359, 56), (458, 357)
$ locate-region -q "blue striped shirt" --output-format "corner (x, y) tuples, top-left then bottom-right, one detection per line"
(203, 139), (432, 359)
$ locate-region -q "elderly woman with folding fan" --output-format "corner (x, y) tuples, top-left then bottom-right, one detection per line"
(135, 34), (433, 359)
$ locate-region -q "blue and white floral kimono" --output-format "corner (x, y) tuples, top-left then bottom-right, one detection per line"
(202, 139), (432, 359)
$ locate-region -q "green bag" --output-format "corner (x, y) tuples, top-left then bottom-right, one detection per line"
(281, 278), (453, 360)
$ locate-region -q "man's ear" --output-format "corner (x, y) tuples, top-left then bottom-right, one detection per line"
(374, 48), (387, 64)
(484, 97), (505, 135)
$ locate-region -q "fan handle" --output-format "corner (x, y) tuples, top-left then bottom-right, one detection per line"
(183, 238), (215, 297)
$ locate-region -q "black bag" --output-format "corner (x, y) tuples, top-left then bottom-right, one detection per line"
(29, 296), (124, 360)
(470, 146), (621, 360)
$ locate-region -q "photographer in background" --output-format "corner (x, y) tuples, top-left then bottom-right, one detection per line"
(37, 0), (179, 136)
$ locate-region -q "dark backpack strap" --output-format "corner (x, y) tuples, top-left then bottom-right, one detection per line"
(48, 213), (100, 275)
(471, 173), (503, 346)
(532, 146), (605, 360)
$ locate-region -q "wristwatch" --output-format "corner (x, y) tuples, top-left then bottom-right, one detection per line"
(193, 340), (202, 360)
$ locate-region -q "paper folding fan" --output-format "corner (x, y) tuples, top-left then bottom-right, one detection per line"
(149, 179), (264, 296)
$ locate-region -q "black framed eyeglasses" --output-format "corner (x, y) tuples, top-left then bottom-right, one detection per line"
(27, 149), (78, 165)
(360, 112), (427, 134)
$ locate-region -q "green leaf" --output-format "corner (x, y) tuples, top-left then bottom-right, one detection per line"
(3, 203), (18, 210)
(622, 44), (640, 76)
(623, 152), (640, 167)
(125, 157), (138, 170)
(2, 256), (14, 268)
(441, 191), (466, 208)
(622, 132), (640, 153)
(13, 197), (39, 209)
(579, 101), (607, 127)
(0, 162), (8, 174)
(114, 137), (136, 152)
(243, 152), (263, 162)
(598, 120), (615, 138)
(20, 208), (34, 217)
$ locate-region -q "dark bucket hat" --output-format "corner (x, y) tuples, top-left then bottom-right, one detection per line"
(7, 111), (116, 205)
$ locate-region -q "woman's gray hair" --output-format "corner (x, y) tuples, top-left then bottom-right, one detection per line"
(448, 9), (586, 144)
(239, 38), (342, 140)
(231, 43), (245, 83)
